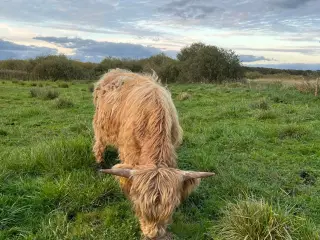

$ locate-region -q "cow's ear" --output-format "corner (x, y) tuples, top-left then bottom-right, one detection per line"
(99, 168), (135, 178)
(179, 170), (215, 180)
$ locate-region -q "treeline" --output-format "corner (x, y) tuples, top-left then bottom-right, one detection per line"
(0, 42), (244, 83)
(0, 42), (319, 82)
(244, 66), (320, 79)
(244, 66), (320, 76)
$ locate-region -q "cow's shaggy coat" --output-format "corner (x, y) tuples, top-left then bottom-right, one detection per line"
(92, 69), (214, 239)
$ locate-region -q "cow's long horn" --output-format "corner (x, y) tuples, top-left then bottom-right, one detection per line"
(181, 170), (215, 180)
(100, 168), (134, 178)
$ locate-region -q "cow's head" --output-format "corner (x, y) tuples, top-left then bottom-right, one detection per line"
(100, 165), (214, 239)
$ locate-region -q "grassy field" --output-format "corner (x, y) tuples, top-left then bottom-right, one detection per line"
(1, 80), (320, 239)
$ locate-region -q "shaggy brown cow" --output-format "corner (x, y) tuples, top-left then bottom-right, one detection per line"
(92, 68), (214, 239)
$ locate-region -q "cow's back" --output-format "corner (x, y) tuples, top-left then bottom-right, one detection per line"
(93, 69), (182, 167)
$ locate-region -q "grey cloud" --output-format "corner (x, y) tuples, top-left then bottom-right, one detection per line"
(159, 1), (221, 20)
(0, 39), (57, 60)
(158, 0), (320, 34)
(0, 0), (117, 25)
(0, 50), (18, 60)
(34, 36), (177, 62)
(163, 50), (178, 59)
(236, 46), (320, 55)
(41, 22), (164, 39)
(164, 0), (194, 8)
(240, 55), (273, 62)
(274, 0), (314, 9)
(278, 35), (320, 42)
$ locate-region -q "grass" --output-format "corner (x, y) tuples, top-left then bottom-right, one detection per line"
(256, 110), (277, 120)
(57, 82), (69, 88)
(88, 83), (94, 93)
(176, 92), (192, 101)
(54, 98), (74, 109)
(0, 129), (8, 136)
(0, 80), (320, 239)
(211, 197), (318, 240)
(30, 87), (59, 100)
(249, 98), (269, 110)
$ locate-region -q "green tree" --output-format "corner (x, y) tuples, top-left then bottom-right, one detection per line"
(177, 42), (244, 83)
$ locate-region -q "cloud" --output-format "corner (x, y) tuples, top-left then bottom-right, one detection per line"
(159, 0), (221, 20)
(240, 55), (273, 62)
(0, 39), (57, 60)
(236, 46), (320, 55)
(0, 0), (164, 39)
(277, 35), (320, 43)
(273, 0), (314, 9)
(0, 0), (118, 25)
(157, 0), (320, 35)
(34, 36), (177, 62)
(1, 0), (319, 39)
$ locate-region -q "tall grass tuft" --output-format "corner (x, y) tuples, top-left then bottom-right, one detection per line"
(249, 99), (269, 110)
(30, 87), (59, 100)
(3, 136), (94, 175)
(279, 124), (309, 139)
(0, 129), (8, 136)
(256, 110), (277, 120)
(177, 92), (191, 101)
(212, 197), (319, 240)
(88, 83), (94, 93)
(57, 82), (69, 88)
(295, 80), (319, 96)
(54, 98), (74, 109)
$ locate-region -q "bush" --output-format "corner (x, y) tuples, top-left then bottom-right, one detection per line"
(177, 42), (244, 83)
(29, 55), (95, 81)
(140, 53), (180, 83)
(54, 98), (74, 108)
(30, 87), (59, 100)
(212, 198), (319, 240)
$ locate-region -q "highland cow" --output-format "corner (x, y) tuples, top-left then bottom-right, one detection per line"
(92, 68), (215, 239)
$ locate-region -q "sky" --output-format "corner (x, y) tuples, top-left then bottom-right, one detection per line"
(0, 0), (320, 70)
